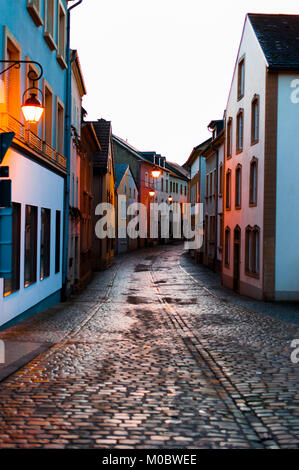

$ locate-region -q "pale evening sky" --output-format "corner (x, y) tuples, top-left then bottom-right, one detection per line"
(70, 0), (299, 165)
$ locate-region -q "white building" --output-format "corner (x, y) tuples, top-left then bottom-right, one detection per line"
(223, 13), (299, 300)
(202, 120), (224, 272)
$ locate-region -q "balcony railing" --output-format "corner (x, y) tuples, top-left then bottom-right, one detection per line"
(0, 112), (67, 169)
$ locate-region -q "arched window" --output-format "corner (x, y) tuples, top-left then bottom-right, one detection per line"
(238, 57), (245, 100)
(225, 169), (231, 210)
(235, 164), (242, 209)
(245, 225), (260, 276)
(236, 109), (244, 153)
(251, 95), (259, 144)
(227, 118), (233, 158)
(249, 158), (258, 206)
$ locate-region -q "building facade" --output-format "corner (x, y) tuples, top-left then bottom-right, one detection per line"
(0, 0), (69, 327)
(92, 119), (115, 270)
(185, 138), (211, 263)
(67, 49), (86, 294)
(115, 164), (138, 254)
(223, 13), (299, 300)
(202, 121), (224, 272)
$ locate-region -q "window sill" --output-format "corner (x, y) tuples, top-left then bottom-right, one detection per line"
(237, 94), (244, 102)
(236, 148), (243, 155)
(226, 154), (232, 160)
(235, 205), (242, 211)
(251, 139), (259, 146)
(27, 4), (43, 27)
(245, 270), (260, 280)
(57, 54), (67, 70)
(249, 202), (257, 208)
(44, 32), (57, 51)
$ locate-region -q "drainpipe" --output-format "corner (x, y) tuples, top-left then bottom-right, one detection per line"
(62, 0), (83, 301)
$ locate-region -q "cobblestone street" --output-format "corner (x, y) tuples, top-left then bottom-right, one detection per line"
(0, 244), (298, 449)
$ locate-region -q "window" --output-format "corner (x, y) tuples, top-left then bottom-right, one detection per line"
(166, 180), (168, 193)
(237, 57), (245, 100)
(219, 214), (223, 249)
(145, 172), (149, 187)
(44, 0), (56, 50)
(176, 183), (178, 193)
(5, 30), (21, 121)
(205, 175), (209, 198)
(245, 226), (260, 276)
(170, 181), (172, 192)
(57, 2), (67, 68)
(180, 184), (182, 195)
(124, 184), (127, 194)
(236, 110), (244, 153)
(224, 227), (230, 267)
(219, 164), (223, 196)
(225, 170), (231, 210)
(161, 178), (164, 192)
(205, 216), (209, 252)
(56, 98), (64, 154)
(184, 186), (187, 196)
(235, 165), (242, 209)
(24, 205), (37, 287)
(209, 173), (213, 198)
(249, 158), (258, 206)
(4, 203), (21, 297)
(210, 216), (216, 242)
(43, 82), (53, 147)
(213, 169), (217, 196)
(227, 118), (232, 158)
(40, 208), (51, 280)
(251, 95), (259, 144)
(27, 0), (43, 27)
(55, 210), (61, 273)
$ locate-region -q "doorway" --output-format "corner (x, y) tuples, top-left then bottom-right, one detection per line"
(233, 226), (241, 292)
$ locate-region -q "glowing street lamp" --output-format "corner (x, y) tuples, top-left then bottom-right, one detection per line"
(168, 195), (173, 203)
(151, 169), (161, 179)
(149, 190), (156, 197)
(21, 92), (44, 124)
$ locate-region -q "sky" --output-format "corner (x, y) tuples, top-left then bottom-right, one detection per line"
(70, 0), (299, 165)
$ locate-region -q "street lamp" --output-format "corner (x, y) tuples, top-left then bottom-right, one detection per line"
(168, 195), (173, 203)
(21, 91), (44, 124)
(151, 168), (161, 179)
(0, 60), (44, 124)
(149, 190), (156, 197)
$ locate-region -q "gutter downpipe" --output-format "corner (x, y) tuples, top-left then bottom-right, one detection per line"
(62, 0), (83, 301)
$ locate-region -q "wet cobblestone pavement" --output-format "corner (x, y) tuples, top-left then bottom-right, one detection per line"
(0, 245), (298, 449)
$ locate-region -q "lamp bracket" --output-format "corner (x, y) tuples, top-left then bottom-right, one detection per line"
(0, 60), (43, 84)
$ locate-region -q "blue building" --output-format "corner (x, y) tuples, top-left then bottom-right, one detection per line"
(0, 0), (74, 327)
